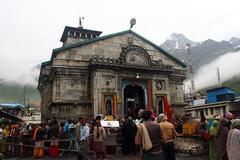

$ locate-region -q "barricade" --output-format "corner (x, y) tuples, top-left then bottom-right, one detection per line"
(0, 137), (89, 159)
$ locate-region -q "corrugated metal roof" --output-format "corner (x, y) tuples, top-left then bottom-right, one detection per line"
(0, 103), (25, 109)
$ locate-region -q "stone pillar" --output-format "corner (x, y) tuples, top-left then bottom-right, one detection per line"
(220, 107), (224, 116)
(148, 79), (153, 111)
(208, 108), (211, 116)
(213, 108), (216, 116)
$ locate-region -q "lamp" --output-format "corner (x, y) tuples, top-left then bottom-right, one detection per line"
(136, 73), (139, 79)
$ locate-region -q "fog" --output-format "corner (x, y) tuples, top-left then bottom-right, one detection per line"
(0, 0), (239, 87)
(185, 50), (240, 91)
(0, 62), (40, 86)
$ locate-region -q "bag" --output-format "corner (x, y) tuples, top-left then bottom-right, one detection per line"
(49, 145), (59, 157)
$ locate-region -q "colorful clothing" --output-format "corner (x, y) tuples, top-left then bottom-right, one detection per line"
(33, 127), (45, 158)
(9, 124), (20, 156)
(80, 125), (90, 141)
(135, 120), (165, 160)
(2, 126), (9, 154)
(0, 128), (3, 153)
(93, 126), (106, 152)
(209, 120), (219, 160)
(159, 121), (176, 143)
(227, 128), (240, 160)
(216, 118), (229, 160)
(159, 121), (177, 160)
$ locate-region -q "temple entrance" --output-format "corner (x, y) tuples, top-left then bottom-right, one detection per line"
(123, 84), (146, 118)
(157, 97), (164, 114)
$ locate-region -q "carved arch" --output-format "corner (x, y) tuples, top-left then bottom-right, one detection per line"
(119, 45), (152, 66)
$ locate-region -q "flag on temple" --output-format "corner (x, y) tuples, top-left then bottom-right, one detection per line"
(163, 96), (173, 122)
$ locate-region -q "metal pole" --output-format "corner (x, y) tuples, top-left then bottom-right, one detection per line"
(186, 43), (195, 98)
(23, 86), (26, 106)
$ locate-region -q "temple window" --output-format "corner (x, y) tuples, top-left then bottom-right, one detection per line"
(70, 31), (74, 36)
(82, 33), (85, 38)
(87, 34), (91, 39)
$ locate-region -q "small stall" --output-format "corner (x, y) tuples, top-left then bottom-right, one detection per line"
(174, 115), (208, 155)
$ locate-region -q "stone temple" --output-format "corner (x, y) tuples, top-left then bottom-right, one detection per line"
(38, 23), (186, 121)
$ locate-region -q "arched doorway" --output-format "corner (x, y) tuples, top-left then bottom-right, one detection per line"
(123, 84), (146, 117)
(157, 97), (164, 114)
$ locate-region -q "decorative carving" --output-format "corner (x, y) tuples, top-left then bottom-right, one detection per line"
(119, 45), (151, 66)
(127, 37), (133, 45)
(129, 55), (136, 62)
(126, 51), (148, 65)
(91, 55), (118, 64)
(155, 80), (165, 90)
(105, 79), (111, 86)
(89, 46), (174, 71)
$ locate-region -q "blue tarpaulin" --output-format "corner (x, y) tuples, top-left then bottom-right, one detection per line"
(0, 103), (25, 109)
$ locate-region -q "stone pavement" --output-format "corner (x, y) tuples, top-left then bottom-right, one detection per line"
(107, 153), (207, 160)
(6, 153), (207, 160)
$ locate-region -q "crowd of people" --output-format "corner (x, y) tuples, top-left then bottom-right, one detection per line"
(196, 112), (240, 160)
(0, 110), (240, 160)
(0, 109), (177, 160)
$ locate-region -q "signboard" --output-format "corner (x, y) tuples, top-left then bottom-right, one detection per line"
(101, 120), (119, 128)
(22, 113), (41, 124)
(193, 99), (206, 106)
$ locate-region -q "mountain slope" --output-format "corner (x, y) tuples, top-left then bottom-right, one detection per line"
(0, 82), (40, 106)
(160, 33), (240, 92)
(160, 33), (238, 71)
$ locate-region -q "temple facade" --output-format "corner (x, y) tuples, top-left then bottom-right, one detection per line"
(38, 24), (187, 121)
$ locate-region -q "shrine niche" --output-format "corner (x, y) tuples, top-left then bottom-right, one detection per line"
(101, 94), (116, 116)
(105, 96), (113, 115)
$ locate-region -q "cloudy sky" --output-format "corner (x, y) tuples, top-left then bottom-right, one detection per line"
(0, 0), (239, 86)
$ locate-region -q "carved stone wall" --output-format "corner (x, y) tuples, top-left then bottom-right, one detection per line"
(47, 104), (92, 121)
(39, 31), (186, 120)
(54, 33), (184, 69)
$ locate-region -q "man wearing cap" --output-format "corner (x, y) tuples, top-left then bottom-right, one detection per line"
(157, 113), (177, 160)
(135, 111), (166, 160)
(225, 112), (233, 129)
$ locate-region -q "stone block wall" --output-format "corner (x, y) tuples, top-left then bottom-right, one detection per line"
(39, 31), (186, 120)
(54, 33), (184, 70)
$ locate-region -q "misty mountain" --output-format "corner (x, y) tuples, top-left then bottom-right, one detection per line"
(160, 33), (199, 50)
(0, 82), (40, 106)
(160, 33), (240, 71)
